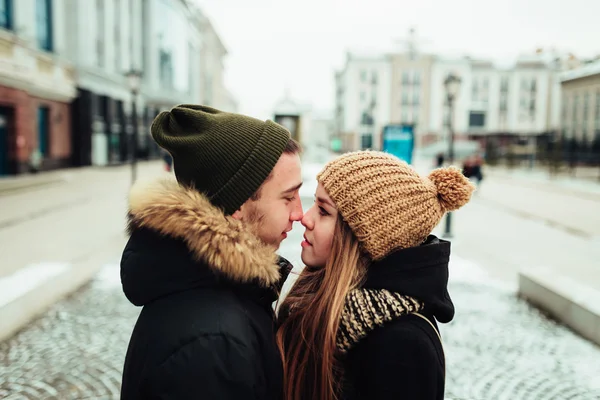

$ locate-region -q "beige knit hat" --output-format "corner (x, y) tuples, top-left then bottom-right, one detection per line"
(317, 151), (475, 261)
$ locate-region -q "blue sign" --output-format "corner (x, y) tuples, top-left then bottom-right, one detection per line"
(382, 124), (414, 164)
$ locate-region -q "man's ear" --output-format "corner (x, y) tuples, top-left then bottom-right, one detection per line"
(231, 205), (244, 220)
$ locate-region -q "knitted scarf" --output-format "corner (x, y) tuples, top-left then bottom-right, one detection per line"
(337, 288), (424, 353)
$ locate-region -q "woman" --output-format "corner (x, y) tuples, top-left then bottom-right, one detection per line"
(276, 151), (475, 400)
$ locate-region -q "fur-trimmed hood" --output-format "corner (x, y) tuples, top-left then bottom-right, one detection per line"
(121, 178), (286, 306)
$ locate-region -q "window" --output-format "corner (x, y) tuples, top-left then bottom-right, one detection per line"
(520, 97), (527, 109)
(371, 72), (378, 85)
(472, 81), (479, 96)
(583, 93), (589, 123)
(402, 71), (410, 85)
(36, 0), (53, 51)
(1, 0), (13, 30)
(530, 79), (537, 92)
(361, 134), (372, 149)
(573, 95), (579, 126)
(360, 91), (366, 102)
(160, 48), (174, 89)
(402, 110), (408, 123)
(500, 97), (508, 112)
(96, 0), (104, 66)
(413, 71), (421, 85)
(114, 0), (120, 71)
(595, 91), (600, 127)
(482, 78), (489, 90)
(401, 91), (409, 106)
(413, 91), (420, 106)
(469, 111), (485, 128)
(37, 107), (50, 157)
(500, 77), (509, 92)
(360, 70), (367, 82)
(521, 78), (528, 90)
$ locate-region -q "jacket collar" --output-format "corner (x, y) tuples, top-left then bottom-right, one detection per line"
(127, 178), (282, 288)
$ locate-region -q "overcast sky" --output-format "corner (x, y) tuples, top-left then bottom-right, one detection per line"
(195, 0), (600, 120)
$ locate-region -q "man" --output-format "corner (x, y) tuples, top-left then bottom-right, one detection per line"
(120, 105), (303, 399)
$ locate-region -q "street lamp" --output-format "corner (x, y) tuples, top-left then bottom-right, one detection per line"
(125, 69), (143, 185)
(443, 72), (461, 238)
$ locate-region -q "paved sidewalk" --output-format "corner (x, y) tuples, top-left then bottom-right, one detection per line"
(0, 161), (165, 277)
(0, 161), (167, 341)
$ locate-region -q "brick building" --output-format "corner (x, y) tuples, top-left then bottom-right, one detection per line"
(0, 0), (76, 176)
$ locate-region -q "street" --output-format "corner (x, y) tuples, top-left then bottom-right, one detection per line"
(1, 163), (600, 399)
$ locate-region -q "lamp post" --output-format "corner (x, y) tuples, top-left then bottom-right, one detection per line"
(125, 69), (143, 185)
(443, 73), (461, 238)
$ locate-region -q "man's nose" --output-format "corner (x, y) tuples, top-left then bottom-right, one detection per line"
(290, 198), (303, 221)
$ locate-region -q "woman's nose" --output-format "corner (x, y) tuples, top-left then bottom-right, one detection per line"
(301, 209), (313, 230)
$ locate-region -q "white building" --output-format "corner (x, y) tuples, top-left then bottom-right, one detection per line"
(334, 46), (564, 155)
(560, 59), (600, 146)
(428, 57), (473, 140)
(334, 51), (392, 151)
(428, 55), (561, 139)
(144, 0), (202, 108)
(62, 0), (204, 167)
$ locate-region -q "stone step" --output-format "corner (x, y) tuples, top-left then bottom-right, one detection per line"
(518, 267), (600, 347)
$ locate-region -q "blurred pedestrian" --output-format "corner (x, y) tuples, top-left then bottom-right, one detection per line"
(462, 156), (474, 179)
(471, 154), (484, 186)
(277, 151), (475, 400)
(435, 152), (445, 167)
(463, 154), (484, 187)
(120, 105), (303, 400)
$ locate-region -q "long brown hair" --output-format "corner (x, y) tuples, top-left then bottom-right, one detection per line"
(276, 216), (367, 400)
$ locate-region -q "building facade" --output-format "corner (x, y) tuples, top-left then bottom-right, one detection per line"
(63, 0), (203, 167)
(333, 47), (564, 157)
(334, 51), (391, 152)
(428, 55), (562, 148)
(389, 52), (435, 148)
(0, 0), (76, 175)
(560, 60), (600, 150)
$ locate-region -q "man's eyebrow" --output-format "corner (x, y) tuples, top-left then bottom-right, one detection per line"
(282, 182), (303, 194)
(316, 196), (335, 208)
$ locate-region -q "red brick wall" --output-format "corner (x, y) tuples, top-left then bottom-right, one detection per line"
(0, 84), (72, 172)
(32, 97), (71, 160)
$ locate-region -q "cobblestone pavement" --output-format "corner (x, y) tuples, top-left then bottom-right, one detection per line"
(1, 261), (599, 400)
(443, 279), (600, 400)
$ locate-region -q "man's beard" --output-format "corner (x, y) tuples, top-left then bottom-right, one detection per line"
(243, 203), (277, 248)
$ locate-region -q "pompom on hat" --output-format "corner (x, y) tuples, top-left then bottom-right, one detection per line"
(317, 151), (475, 260)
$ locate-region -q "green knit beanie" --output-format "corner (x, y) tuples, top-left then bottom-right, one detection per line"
(151, 104), (291, 215)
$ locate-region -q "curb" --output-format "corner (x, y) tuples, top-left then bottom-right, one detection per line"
(518, 268), (600, 347)
(0, 233), (125, 343)
(0, 261), (103, 343)
(0, 176), (66, 196)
